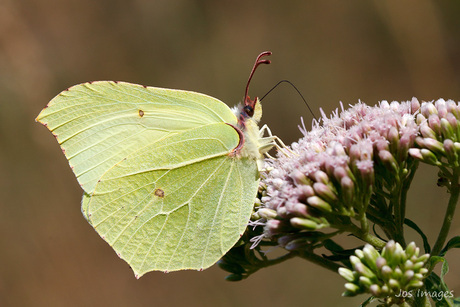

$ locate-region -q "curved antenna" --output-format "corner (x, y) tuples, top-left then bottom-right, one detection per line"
(243, 51), (272, 115)
(260, 79), (317, 120)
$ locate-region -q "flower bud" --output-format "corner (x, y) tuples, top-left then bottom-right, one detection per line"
(298, 184), (315, 200)
(398, 134), (413, 160)
(422, 137), (444, 154)
(416, 113), (426, 125)
(388, 278), (400, 291)
(290, 217), (320, 230)
(276, 205), (287, 218)
(378, 150), (398, 173)
(314, 170), (329, 184)
(404, 242), (417, 257)
(355, 249), (364, 259)
(284, 238), (308, 251)
(333, 166), (349, 181)
(291, 169), (309, 185)
(402, 270), (414, 284)
(443, 139), (458, 165)
(404, 260), (414, 270)
(441, 118), (455, 139)
(446, 99), (458, 114)
(307, 196), (332, 212)
(420, 148), (441, 165)
(290, 203), (309, 218)
(411, 97), (420, 113)
(388, 126), (400, 145)
(446, 113), (458, 132)
(313, 182), (337, 202)
(338, 268), (355, 282)
(363, 244), (380, 265)
(257, 208), (277, 220)
(420, 123), (437, 139)
(421, 102), (438, 116)
(408, 280), (424, 289)
(436, 99), (448, 118)
(353, 263), (375, 279)
(381, 265), (392, 279)
(359, 276), (373, 287)
(369, 284), (381, 296)
(408, 148), (423, 160)
(344, 282), (360, 293)
(340, 176), (354, 207)
(428, 114), (441, 135)
(265, 219), (290, 236)
(355, 160), (374, 185)
(375, 139), (389, 152)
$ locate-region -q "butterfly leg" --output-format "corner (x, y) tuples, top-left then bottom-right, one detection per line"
(259, 124), (295, 157)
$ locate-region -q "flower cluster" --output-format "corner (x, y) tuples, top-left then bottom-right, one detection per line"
(409, 99), (460, 180)
(338, 241), (429, 304)
(255, 99), (420, 247)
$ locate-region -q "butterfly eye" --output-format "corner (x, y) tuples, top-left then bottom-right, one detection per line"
(243, 105), (254, 117)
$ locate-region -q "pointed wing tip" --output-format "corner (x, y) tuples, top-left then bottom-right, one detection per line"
(35, 106), (49, 125)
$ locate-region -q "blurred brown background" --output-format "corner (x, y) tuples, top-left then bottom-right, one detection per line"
(1, 0), (460, 306)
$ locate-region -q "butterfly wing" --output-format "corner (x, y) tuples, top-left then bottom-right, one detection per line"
(36, 81), (238, 193)
(37, 81), (259, 276)
(84, 123), (258, 276)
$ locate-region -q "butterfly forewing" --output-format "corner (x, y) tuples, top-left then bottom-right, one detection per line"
(36, 81), (238, 193)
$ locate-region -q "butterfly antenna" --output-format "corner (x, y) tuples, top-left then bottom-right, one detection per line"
(243, 51), (272, 116)
(260, 79), (317, 120)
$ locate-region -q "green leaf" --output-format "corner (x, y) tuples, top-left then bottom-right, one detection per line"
(428, 256), (446, 272)
(404, 218), (431, 253)
(425, 258), (454, 307)
(440, 259), (449, 291)
(453, 297), (460, 306)
(440, 236), (460, 257)
(323, 238), (345, 253)
(37, 81), (273, 277)
(359, 296), (375, 307)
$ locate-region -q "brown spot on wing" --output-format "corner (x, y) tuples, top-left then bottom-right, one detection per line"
(154, 188), (165, 198)
(138, 110), (144, 117)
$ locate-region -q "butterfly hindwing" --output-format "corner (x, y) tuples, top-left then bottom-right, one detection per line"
(85, 123), (258, 275)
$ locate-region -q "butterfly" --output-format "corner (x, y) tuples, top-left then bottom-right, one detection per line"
(36, 51), (275, 278)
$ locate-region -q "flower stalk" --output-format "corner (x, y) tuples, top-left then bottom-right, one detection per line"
(431, 167), (460, 257)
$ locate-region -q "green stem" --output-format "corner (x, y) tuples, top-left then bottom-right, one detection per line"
(392, 176), (406, 247)
(359, 232), (387, 249)
(431, 168), (460, 256)
(346, 223), (387, 249)
(394, 161), (418, 247)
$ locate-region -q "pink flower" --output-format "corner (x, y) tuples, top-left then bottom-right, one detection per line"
(257, 99), (421, 246)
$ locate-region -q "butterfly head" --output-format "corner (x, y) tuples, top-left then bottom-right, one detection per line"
(238, 51), (271, 127)
(230, 51), (275, 165)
